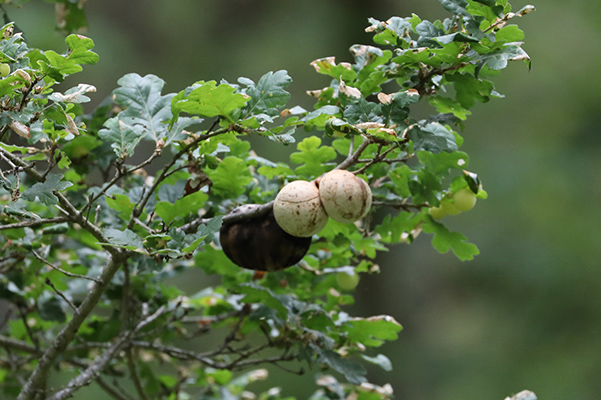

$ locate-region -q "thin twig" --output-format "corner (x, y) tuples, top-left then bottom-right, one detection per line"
(17, 306), (39, 352)
(18, 254), (129, 400)
(45, 278), (77, 312)
(353, 144), (404, 175)
(179, 216), (212, 234)
(128, 128), (229, 231)
(133, 217), (154, 234)
(130, 341), (218, 367)
(0, 216), (70, 231)
(46, 305), (167, 400)
(2, 347), (27, 387)
(32, 250), (101, 283)
(95, 377), (134, 400)
(0, 334), (38, 354)
(336, 137), (372, 170)
(80, 150), (162, 216)
(126, 349), (148, 400)
(372, 200), (428, 211)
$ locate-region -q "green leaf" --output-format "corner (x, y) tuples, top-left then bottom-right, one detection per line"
(361, 354), (393, 372)
(438, 0), (469, 16)
(207, 156), (253, 197)
(380, 91), (418, 125)
(164, 228), (208, 256)
(0, 142), (31, 154)
(388, 165), (413, 198)
(495, 25), (525, 45)
(41, 223), (69, 235)
(58, 2), (88, 33)
(368, 17), (413, 46)
(0, 25), (28, 62)
(143, 234), (172, 250)
(422, 217), (480, 260)
(41, 34), (99, 80)
(429, 97), (471, 120)
(374, 212), (422, 244)
(446, 72), (494, 109)
(238, 284), (288, 318)
(436, 32), (481, 44)
(310, 57), (357, 81)
(49, 83), (97, 104)
(473, 45), (530, 70)
(466, 0), (504, 19)
(473, 0), (495, 6)
(183, 216), (222, 253)
(240, 70), (292, 117)
(154, 190), (208, 224)
(343, 315), (403, 347)
(343, 98), (381, 125)
(21, 174), (73, 206)
(303, 105), (341, 128)
(409, 122), (458, 153)
(172, 81), (249, 122)
(105, 194), (135, 221)
(38, 297), (66, 322)
(257, 163), (294, 179)
(415, 20), (444, 39)
(111, 73), (175, 141)
(418, 150), (469, 176)
(98, 117), (146, 158)
(317, 349), (367, 385)
(290, 136), (337, 178)
(103, 229), (144, 251)
(61, 134), (101, 160)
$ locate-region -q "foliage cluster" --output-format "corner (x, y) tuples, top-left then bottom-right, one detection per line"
(0, 0), (532, 399)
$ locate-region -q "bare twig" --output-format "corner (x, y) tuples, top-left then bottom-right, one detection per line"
(0, 334), (38, 354)
(32, 250), (101, 283)
(180, 216), (212, 234)
(45, 278), (76, 312)
(80, 149), (162, 216)
(18, 254), (129, 400)
(128, 129), (229, 231)
(353, 144), (405, 175)
(1, 146), (117, 254)
(46, 305), (167, 400)
(181, 310), (241, 324)
(2, 347), (27, 387)
(336, 137), (372, 170)
(372, 200), (428, 211)
(133, 217), (154, 234)
(94, 377), (134, 400)
(17, 306), (39, 352)
(0, 216), (70, 231)
(126, 349), (148, 400)
(0, 303), (14, 331)
(130, 340), (218, 367)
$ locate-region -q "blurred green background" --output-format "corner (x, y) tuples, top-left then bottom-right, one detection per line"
(7, 0), (601, 399)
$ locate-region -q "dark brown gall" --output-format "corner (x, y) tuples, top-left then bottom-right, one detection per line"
(220, 209), (311, 271)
